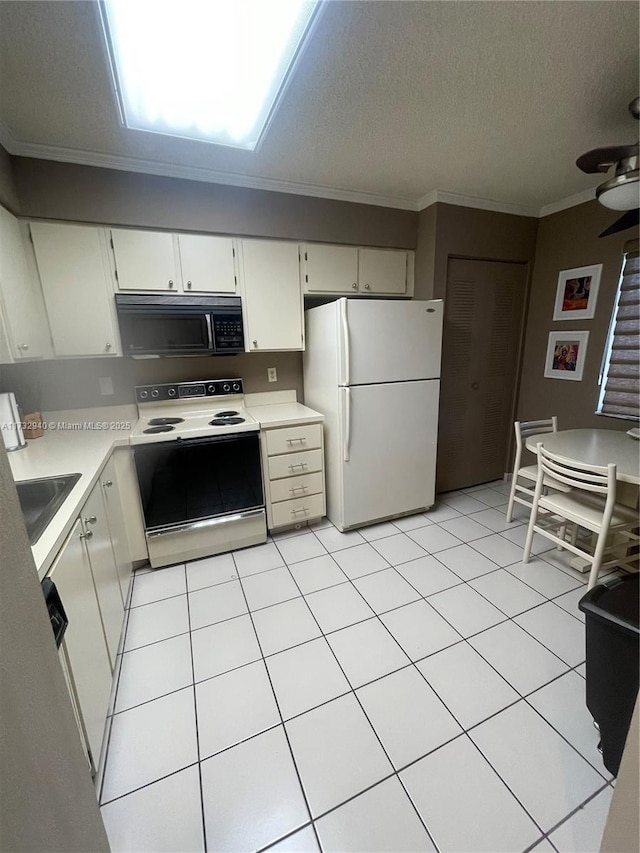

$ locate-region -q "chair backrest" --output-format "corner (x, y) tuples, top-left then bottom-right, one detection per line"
(512, 417), (558, 472)
(537, 443), (616, 497)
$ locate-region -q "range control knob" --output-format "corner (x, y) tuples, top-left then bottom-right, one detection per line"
(167, 388), (176, 398)
(151, 389), (160, 398)
(207, 384), (217, 394)
(139, 390), (149, 400)
(223, 383), (231, 392)
(232, 382), (240, 392)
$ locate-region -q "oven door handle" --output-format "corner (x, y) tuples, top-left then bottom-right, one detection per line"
(147, 508), (265, 538)
(205, 314), (214, 351)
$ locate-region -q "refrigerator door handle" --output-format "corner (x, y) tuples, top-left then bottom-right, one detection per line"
(340, 298), (350, 386)
(342, 386), (351, 462)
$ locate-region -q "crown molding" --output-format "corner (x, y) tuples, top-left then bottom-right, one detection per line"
(538, 187), (596, 217)
(417, 188), (538, 217)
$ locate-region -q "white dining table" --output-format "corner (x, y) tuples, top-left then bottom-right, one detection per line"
(526, 428), (640, 485)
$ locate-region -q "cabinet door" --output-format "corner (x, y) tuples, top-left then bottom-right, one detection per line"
(178, 234), (236, 293)
(0, 207), (50, 360)
(99, 455), (133, 606)
(82, 482), (124, 668)
(240, 240), (303, 351)
(111, 228), (178, 292)
(358, 248), (407, 294)
(30, 222), (120, 357)
(303, 244), (358, 293)
(49, 519), (112, 767)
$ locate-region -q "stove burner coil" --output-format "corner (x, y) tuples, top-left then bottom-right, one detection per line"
(147, 417), (185, 426)
(214, 411), (239, 418)
(143, 425), (176, 434)
(209, 417), (245, 426)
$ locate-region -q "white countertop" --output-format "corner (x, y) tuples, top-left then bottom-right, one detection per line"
(246, 401), (324, 428)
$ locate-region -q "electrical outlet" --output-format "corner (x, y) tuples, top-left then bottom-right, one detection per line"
(267, 367), (277, 383)
(99, 377), (114, 396)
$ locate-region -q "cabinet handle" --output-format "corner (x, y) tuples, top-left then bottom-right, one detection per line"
(102, 480), (113, 487)
(187, 281), (192, 289)
(168, 280), (174, 288)
(105, 342), (112, 350)
(286, 437), (306, 445)
(471, 381), (479, 390)
(289, 485), (308, 494)
(291, 507), (309, 516)
(288, 462), (308, 471)
(17, 343), (29, 350)
(84, 515), (97, 525)
(364, 284), (370, 290)
(352, 282), (357, 289)
(252, 340), (258, 348)
(79, 530), (93, 540)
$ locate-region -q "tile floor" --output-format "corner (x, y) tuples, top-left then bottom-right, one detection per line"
(99, 480), (627, 853)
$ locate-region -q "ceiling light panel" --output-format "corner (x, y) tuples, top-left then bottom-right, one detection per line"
(101, 0), (319, 150)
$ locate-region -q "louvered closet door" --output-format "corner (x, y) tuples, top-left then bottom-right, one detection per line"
(437, 258), (527, 492)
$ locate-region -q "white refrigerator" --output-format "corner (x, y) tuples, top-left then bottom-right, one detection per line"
(303, 298), (443, 531)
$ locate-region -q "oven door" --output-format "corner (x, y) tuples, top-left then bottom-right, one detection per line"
(118, 308), (213, 356)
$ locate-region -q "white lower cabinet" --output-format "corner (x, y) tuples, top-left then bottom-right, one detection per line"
(99, 453), (134, 605)
(261, 421), (326, 530)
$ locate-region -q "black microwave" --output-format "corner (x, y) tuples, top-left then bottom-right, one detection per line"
(115, 294), (245, 356)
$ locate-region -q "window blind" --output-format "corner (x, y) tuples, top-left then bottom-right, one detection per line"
(600, 238), (640, 420)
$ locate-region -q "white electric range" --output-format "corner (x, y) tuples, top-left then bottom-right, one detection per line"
(130, 378), (266, 568)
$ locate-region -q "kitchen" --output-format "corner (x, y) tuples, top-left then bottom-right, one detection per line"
(1, 2), (639, 853)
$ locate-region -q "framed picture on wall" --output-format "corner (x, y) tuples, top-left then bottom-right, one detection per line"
(553, 264), (602, 321)
(544, 331), (590, 381)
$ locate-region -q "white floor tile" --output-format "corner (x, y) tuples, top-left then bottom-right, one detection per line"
(427, 584), (506, 638)
(357, 667), (461, 769)
(380, 600), (462, 661)
(469, 568), (546, 616)
(191, 614), (261, 682)
(553, 586), (587, 621)
(424, 503), (462, 523)
(124, 595), (190, 652)
(392, 513), (434, 532)
(418, 642), (519, 729)
(201, 726), (309, 852)
(500, 525), (555, 554)
(371, 533), (430, 565)
(353, 567), (420, 614)
(313, 526), (365, 552)
(549, 786), (613, 853)
(400, 735), (540, 853)
(252, 597), (321, 656)
(439, 493), (488, 514)
(102, 688), (198, 803)
(515, 602), (585, 666)
(540, 549), (590, 583)
(576, 662), (586, 678)
(439, 515), (495, 542)
(266, 637), (350, 720)
(115, 634), (193, 713)
(276, 531), (327, 565)
(185, 553), (237, 592)
(101, 765), (204, 853)
(286, 693), (393, 817)
(305, 582), (375, 634)
(242, 566), (300, 611)
(505, 558), (584, 598)
(469, 621), (568, 695)
(470, 702), (605, 831)
(395, 555), (463, 597)
(315, 776), (435, 852)
(327, 617), (409, 688)
(470, 487), (508, 508)
(196, 660), (280, 759)
(272, 524), (313, 541)
(527, 671), (606, 773)
(267, 826), (319, 852)
(470, 533), (526, 567)
(288, 554), (348, 594)
(406, 525), (462, 554)
(331, 543), (390, 579)
(130, 564), (186, 607)
(233, 542), (284, 577)
(360, 521), (400, 541)
(435, 543), (501, 581)
(469, 507), (523, 533)
(188, 579), (247, 630)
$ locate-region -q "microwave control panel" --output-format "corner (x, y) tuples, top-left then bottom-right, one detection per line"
(213, 317), (244, 351)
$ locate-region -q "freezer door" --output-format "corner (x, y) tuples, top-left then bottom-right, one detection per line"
(341, 299), (442, 385)
(340, 380), (439, 530)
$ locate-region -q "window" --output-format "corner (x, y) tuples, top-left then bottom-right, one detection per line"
(597, 239), (640, 420)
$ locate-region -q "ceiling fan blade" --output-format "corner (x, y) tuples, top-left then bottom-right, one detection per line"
(577, 144), (639, 174)
(599, 208), (640, 238)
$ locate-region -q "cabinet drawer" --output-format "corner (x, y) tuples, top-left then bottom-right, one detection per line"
(265, 423), (322, 456)
(270, 493), (324, 528)
(270, 472), (323, 504)
(267, 449), (323, 480)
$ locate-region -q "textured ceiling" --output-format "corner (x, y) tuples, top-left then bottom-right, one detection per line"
(0, 0), (638, 211)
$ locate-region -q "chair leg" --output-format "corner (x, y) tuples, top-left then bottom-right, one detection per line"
(523, 510), (537, 563)
(505, 477), (517, 523)
(587, 532), (609, 591)
(556, 523), (566, 551)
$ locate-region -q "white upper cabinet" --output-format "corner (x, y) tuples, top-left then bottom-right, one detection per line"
(302, 243), (413, 296)
(111, 228), (237, 294)
(0, 206), (52, 361)
(177, 234), (236, 293)
(110, 229), (178, 292)
(239, 239), (304, 351)
(30, 222), (121, 357)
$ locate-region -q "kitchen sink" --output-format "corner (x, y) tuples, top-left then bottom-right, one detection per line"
(16, 473), (82, 545)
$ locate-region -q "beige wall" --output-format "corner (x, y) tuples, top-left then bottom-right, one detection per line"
(0, 145), (19, 213)
(414, 203), (437, 299)
(0, 444), (109, 852)
(517, 200), (630, 431)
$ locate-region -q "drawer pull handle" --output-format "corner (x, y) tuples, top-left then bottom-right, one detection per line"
(291, 507), (309, 516)
(288, 462), (308, 471)
(286, 437), (307, 445)
(289, 485), (308, 494)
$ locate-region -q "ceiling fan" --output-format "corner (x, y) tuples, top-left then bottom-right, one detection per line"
(576, 96), (639, 238)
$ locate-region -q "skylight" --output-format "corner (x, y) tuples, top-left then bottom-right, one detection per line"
(101, 0), (320, 151)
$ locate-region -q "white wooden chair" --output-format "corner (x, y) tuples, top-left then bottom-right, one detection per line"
(506, 417), (560, 522)
(523, 443), (640, 590)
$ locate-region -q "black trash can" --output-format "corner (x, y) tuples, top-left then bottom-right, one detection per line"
(579, 573), (639, 776)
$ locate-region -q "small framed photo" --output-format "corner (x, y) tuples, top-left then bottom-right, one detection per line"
(553, 264), (602, 321)
(544, 331), (590, 381)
